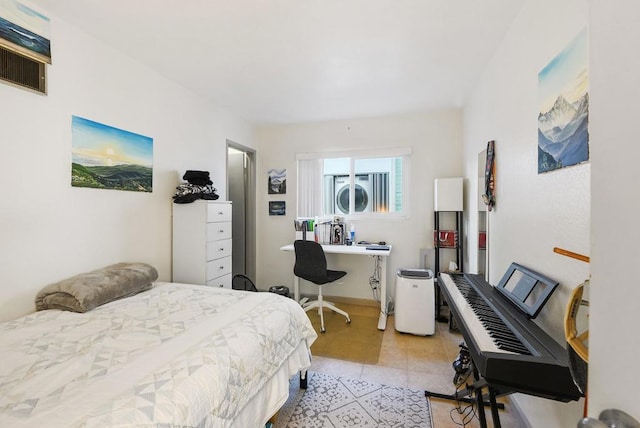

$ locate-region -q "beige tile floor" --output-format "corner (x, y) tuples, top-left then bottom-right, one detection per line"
(307, 304), (526, 428)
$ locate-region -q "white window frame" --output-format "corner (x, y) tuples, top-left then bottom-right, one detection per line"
(296, 147), (411, 219)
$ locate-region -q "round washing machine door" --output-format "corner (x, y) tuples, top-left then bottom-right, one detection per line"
(336, 183), (369, 214)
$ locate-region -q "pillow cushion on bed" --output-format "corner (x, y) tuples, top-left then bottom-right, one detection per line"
(35, 262), (158, 313)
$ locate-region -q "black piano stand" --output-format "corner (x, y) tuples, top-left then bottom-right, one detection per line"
(425, 368), (504, 428)
(474, 379), (502, 428)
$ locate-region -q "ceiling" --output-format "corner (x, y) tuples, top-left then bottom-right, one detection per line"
(29, 0), (524, 125)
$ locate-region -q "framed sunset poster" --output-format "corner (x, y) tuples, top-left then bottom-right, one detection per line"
(538, 28), (589, 174)
(71, 116), (153, 192)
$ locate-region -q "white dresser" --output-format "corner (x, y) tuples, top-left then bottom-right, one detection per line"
(172, 200), (233, 288)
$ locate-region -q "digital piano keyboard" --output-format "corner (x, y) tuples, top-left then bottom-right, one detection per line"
(434, 264), (582, 427)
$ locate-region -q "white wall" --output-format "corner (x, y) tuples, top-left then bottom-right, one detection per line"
(0, 13), (252, 322)
(589, 0), (640, 420)
(463, 0), (589, 426)
(255, 111), (462, 302)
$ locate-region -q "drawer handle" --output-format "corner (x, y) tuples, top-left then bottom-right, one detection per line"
(218, 284), (224, 288)
(219, 248), (224, 252)
(218, 229), (224, 233)
(218, 211), (224, 215)
(219, 266), (224, 270)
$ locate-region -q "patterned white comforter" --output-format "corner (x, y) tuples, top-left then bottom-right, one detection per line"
(0, 282), (317, 427)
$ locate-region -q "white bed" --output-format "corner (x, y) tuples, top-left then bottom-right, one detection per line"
(0, 282), (317, 427)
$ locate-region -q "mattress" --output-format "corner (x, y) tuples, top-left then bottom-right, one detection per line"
(0, 282), (317, 427)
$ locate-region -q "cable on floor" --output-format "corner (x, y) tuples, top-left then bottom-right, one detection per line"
(449, 343), (478, 427)
(369, 255), (381, 303)
(449, 382), (478, 427)
(369, 255), (395, 315)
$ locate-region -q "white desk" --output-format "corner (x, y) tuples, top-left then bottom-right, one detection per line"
(280, 243), (392, 330)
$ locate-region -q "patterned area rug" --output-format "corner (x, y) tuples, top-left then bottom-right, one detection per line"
(276, 371), (433, 428)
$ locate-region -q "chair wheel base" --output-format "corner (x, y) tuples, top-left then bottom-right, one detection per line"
(346, 318), (351, 324)
(321, 328), (326, 333)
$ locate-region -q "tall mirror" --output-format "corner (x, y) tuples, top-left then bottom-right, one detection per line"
(478, 149), (488, 279)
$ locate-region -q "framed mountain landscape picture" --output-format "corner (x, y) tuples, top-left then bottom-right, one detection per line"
(538, 28), (589, 174)
(268, 168), (286, 194)
(71, 116), (153, 192)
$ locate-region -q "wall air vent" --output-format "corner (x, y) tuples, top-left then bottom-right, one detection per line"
(0, 45), (46, 94)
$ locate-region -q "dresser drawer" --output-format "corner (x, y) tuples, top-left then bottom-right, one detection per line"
(206, 257), (232, 281)
(206, 273), (232, 289)
(206, 238), (232, 261)
(207, 203), (232, 222)
(206, 222), (232, 241)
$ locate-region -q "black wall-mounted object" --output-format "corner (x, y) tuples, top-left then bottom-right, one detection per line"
(495, 262), (559, 319)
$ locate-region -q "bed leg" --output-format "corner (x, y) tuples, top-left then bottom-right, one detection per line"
(299, 370), (308, 389)
(266, 412), (277, 427)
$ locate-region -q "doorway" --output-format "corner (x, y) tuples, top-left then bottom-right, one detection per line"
(227, 141), (256, 282)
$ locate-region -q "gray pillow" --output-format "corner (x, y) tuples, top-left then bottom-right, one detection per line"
(35, 262), (158, 312)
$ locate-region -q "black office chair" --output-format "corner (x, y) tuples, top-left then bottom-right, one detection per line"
(294, 240), (351, 333)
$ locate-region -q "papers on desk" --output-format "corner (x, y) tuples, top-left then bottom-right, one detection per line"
(366, 245), (390, 251)
(294, 217), (336, 244)
(294, 218), (314, 231)
(355, 241), (390, 251)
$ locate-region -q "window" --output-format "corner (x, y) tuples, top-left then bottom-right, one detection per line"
(297, 148), (410, 218)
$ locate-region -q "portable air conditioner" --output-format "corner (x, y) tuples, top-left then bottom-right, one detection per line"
(394, 268), (435, 336)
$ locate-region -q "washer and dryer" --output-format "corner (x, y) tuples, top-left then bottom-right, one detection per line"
(333, 174), (372, 214)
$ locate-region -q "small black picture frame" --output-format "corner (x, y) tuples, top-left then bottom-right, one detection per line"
(269, 201), (286, 216)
